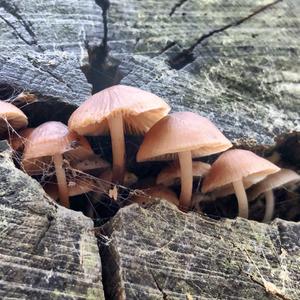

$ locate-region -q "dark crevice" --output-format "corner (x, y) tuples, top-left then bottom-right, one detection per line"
(25, 56), (75, 92)
(82, 0), (122, 94)
(0, 83), (22, 100)
(0, 0), (38, 47)
(32, 214), (54, 254)
(150, 270), (168, 299)
(169, 0), (188, 16)
(169, 0), (283, 70)
(159, 41), (177, 55)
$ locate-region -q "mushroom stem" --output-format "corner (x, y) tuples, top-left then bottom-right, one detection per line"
(107, 113), (125, 184)
(178, 151), (193, 210)
(232, 180), (249, 218)
(263, 190), (275, 223)
(53, 153), (69, 208)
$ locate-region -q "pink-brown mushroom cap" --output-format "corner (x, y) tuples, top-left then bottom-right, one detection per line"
(248, 169), (300, 201)
(202, 149), (281, 195)
(68, 85), (171, 135)
(0, 100), (28, 136)
(9, 127), (34, 151)
(23, 121), (88, 159)
(137, 112), (232, 162)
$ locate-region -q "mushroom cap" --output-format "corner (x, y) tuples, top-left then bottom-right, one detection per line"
(9, 127), (34, 151)
(137, 112), (232, 162)
(156, 161), (211, 186)
(248, 169), (300, 201)
(131, 185), (179, 206)
(68, 85), (171, 136)
(0, 100), (28, 135)
(202, 149), (281, 195)
(23, 121), (85, 159)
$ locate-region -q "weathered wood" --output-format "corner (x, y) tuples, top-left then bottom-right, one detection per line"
(0, 0), (103, 105)
(0, 141), (104, 299)
(105, 0), (300, 145)
(101, 200), (300, 300)
(0, 1), (105, 298)
(1, 0), (300, 299)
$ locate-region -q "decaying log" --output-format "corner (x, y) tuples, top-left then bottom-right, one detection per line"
(106, 0), (300, 145)
(0, 141), (104, 299)
(101, 200), (300, 300)
(0, 0), (299, 299)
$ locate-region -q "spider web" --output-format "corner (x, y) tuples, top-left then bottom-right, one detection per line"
(1, 95), (300, 300)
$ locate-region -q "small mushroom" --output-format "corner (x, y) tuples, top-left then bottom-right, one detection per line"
(9, 128), (34, 152)
(0, 100), (28, 138)
(137, 112), (232, 210)
(130, 185), (179, 206)
(23, 121), (91, 208)
(157, 161), (211, 186)
(68, 85), (170, 184)
(23, 127), (95, 177)
(248, 169), (300, 222)
(202, 149), (281, 219)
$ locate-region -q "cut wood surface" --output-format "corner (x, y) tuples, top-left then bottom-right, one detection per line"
(0, 141), (104, 299)
(0, 0), (299, 299)
(106, 0), (300, 145)
(101, 200), (300, 300)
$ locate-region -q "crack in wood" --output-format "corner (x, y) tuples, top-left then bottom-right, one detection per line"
(169, 0), (283, 70)
(149, 270), (168, 300)
(159, 41), (177, 54)
(169, 0), (188, 16)
(0, 0), (37, 46)
(83, 0), (122, 93)
(95, 0), (110, 47)
(32, 214), (54, 254)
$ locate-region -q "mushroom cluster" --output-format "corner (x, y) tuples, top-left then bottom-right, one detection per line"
(1, 85), (299, 222)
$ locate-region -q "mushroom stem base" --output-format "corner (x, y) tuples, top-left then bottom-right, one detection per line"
(108, 114), (125, 184)
(178, 151), (193, 210)
(263, 190), (275, 223)
(232, 180), (248, 219)
(53, 153), (69, 208)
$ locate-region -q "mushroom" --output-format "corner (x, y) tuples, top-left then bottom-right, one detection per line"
(23, 121), (92, 208)
(68, 85), (170, 184)
(202, 149), (281, 219)
(137, 112), (232, 210)
(9, 128), (34, 152)
(156, 161), (211, 186)
(130, 185), (179, 206)
(0, 100), (28, 138)
(248, 169), (300, 222)
(23, 127), (95, 177)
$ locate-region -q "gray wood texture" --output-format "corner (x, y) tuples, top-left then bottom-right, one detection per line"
(106, 0), (300, 145)
(0, 141), (104, 299)
(0, 0), (299, 299)
(101, 200), (300, 300)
